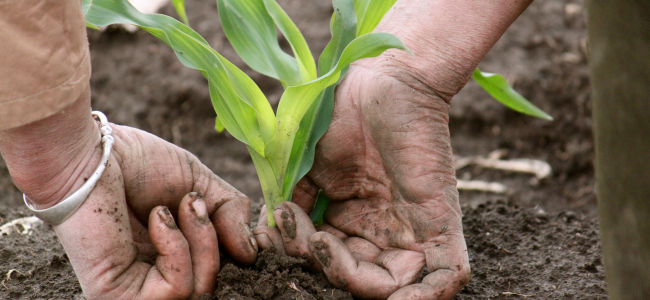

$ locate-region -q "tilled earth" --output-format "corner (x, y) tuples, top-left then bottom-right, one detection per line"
(0, 0), (605, 299)
(0, 202), (605, 299)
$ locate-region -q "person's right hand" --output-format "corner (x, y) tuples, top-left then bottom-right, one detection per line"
(253, 53), (472, 299)
(251, 0), (534, 297)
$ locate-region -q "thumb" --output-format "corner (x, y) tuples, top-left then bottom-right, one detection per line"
(388, 238), (470, 300)
(197, 171), (258, 265)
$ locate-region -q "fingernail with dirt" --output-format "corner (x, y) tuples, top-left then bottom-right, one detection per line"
(276, 208), (297, 239)
(190, 195), (210, 224)
(246, 224), (258, 251)
(158, 207), (178, 229)
(311, 241), (331, 268)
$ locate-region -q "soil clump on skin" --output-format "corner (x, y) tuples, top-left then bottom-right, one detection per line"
(0, 0), (606, 299)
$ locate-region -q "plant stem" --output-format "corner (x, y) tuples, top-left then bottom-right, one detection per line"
(309, 190), (330, 226)
(248, 146), (283, 227)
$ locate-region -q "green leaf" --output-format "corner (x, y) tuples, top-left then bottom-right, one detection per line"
(353, 0), (397, 36)
(472, 69), (553, 120)
(319, 0), (357, 75)
(217, 0), (309, 86)
(215, 116), (225, 133)
(262, 0), (316, 83)
(171, 0), (189, 25)
(83, 0), (276, 155)
(282, 0), (357, 200)
(265, 32), (408, 188)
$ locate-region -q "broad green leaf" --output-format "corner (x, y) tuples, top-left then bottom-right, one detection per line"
(353, 0), (370, 34)
(282, 0), (357, 200)
(354, 0), (397, 36)
(216, 49), (276, 142)
(215, 116), (225, 133)
(265, 32), (408, 187)
(472, 69), (553, 120)
(83, 0), (275, 155)
(262, 0), (316, 83)
(217, 0), (303, 86)
(171, 0), (189, 25)
(319, 0), (357, 75)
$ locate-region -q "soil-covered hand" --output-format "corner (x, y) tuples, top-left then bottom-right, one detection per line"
(254, 56), (471, 299)
(69, 125), (258, 299)
(4, 117), (257, 299)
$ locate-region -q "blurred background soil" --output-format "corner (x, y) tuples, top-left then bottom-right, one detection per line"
(0, 0), (606, 299)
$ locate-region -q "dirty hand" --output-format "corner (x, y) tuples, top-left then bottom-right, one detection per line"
(0, 103), (257, 299)
(252, 0), (534, 297)
(254, 54), (470, 299)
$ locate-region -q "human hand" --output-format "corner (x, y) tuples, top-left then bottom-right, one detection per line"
(253, 56), (471, 299)
(250, 0), (536, 297)
(1, 108), (257, 299)
(68, 124), (258, 299)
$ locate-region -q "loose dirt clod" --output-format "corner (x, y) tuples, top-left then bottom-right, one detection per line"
(214, 248), (353, 300)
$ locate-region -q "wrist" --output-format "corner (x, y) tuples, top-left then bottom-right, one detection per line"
(0, 89), (101, 208)
(359, 0), (533, 102)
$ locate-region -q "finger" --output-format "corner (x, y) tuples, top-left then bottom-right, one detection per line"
(112, 129), (257, 264)
(388, 236), (470, 300)
(316, 223), (349, 241)
(344, 237), (381, 263)
(178, 192), (220, 298)
(387, 269), (467, 300)
(257, 204), (269, 227)
(140, 206), (193, 299)
(291, 176), (319, 214)
(273, 202), (317, 261)
(253, 205), (284, 254)
(204, 176), (258, 265)
(253, 226), (286, 255)
(309, 232), (425, 299)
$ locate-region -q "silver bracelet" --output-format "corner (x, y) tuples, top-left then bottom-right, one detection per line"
(23, 111), (114, 225)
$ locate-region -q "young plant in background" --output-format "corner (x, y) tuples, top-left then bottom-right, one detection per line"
(83, 0), (550, 226)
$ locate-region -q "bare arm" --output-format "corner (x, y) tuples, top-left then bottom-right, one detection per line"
(373, 0), (534, 101)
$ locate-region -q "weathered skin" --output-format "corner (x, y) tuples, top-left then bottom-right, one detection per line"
(254, 1), (534, 298)
(0, 95), (258, 299)
(255, 58), (470, 299)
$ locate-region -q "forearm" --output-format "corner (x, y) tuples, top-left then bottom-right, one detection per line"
(370, 0), (533, 101)
(0, 0), (97, 208)
(0, 92), (100, 208)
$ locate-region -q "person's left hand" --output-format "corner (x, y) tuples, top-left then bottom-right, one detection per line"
(57, 124), (258, 299)
(3, 114), (258, 299)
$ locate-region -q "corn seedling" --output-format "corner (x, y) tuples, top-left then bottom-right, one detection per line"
(83, 0), (550, 226)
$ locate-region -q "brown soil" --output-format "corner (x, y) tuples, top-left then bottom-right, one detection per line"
(0, 0), (605, 299)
